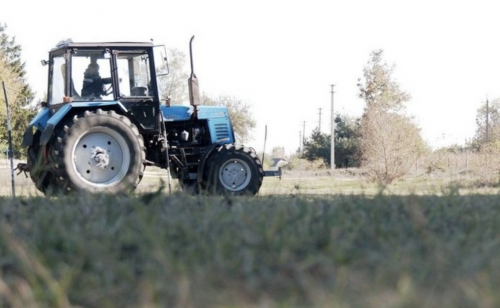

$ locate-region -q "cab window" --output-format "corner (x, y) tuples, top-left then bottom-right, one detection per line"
(116, 51), (152, 97)
(48, 54), (66, 105)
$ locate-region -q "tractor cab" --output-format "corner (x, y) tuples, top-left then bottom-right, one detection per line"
(45, 40), (168, 130)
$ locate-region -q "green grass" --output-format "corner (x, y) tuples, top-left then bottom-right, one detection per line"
(2, 166), (500, 307)
(2, 191), (500, 307)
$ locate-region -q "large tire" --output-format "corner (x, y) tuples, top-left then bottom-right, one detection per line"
(50, 109), (145, 194)
(205, 144), (264, 195)
(27, 131), (62, 194)
(178, 179), (200, 195)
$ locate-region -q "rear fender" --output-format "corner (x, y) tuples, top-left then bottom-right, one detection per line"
(39, 101), (127, 146)
(21, 107), (50, 148)
(197, 143), (222, 184)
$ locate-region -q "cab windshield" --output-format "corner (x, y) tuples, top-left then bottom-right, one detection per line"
(70, 49), (113, 101)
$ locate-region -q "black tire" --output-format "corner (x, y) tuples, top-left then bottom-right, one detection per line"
(205, 144), (264, 195)
(27, 130), (62, 195)
(178, 179), (200, 195)
(50, 109), (145, 194)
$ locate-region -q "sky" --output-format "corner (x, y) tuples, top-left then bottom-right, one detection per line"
(2, 0), (500, 155)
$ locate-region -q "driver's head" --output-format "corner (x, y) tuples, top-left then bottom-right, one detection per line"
(85, 63), (100, 77)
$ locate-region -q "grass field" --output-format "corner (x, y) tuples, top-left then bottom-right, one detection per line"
(1, 161), (500, 307)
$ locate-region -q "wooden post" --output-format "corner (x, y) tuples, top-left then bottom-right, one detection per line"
(2, 81), (16, 197)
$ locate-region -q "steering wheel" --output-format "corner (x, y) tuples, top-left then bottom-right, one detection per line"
(103, 83), (113, 96)
(131, 86), (148, 96)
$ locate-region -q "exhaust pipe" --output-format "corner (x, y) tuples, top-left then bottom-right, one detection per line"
(188, 36), (200, 117)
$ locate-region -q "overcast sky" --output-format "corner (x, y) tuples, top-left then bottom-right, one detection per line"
(2, 0), (500, 154)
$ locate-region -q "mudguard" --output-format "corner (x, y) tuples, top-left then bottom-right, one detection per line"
(39, 104), (72, 145)
(37, 102), (127, 146)
(196, 142), (222, 184)
(21, 107), (50, 147)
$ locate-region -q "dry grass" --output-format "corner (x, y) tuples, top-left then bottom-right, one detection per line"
(3, 160), (500, 198)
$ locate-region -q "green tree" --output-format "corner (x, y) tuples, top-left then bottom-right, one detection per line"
(335, 114), (362, 168)
(301, 128), (331, 166)
(358, 50), (425, 184)
(0, 23), (37, 158)
(201, 94), (256, 144)
(301, 114), (362, 168)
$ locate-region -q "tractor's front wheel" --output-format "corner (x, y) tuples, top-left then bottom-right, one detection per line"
(178, 179), (200, 195)
(51, 109), (145, 194)
(205, 145), (264, 195)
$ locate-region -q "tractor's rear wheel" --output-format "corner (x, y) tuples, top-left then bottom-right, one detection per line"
(27, 131), (62, 195)
(50, 109), (145, 194)
(205, 144), (264, 195)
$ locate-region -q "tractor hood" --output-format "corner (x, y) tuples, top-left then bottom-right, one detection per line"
(160, 105), (230, 121)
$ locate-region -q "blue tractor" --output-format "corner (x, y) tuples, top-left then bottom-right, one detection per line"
(21, 38), (279, 195)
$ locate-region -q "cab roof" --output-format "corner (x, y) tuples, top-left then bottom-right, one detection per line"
(50, 40), (155, 52)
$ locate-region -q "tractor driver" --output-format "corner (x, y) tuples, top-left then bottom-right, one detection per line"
(81, 63), (112, 99)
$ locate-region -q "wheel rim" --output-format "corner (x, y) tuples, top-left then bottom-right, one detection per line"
(72, 127), (130, 187)
(219, 159), (251, 191)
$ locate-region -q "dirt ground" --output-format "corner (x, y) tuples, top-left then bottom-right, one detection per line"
(0, 159), (175, 197)
(0, 159), (357, 197)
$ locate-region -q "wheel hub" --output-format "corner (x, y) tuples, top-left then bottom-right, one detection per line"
(219, 159), (251, 191)
(72, 128), (129, 185)
(91, 146), (110, 169)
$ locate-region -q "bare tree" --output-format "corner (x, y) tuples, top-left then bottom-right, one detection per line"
(358, 50), (426, 184)
(157, 48), (189, 105)
(472, 98), (500, 148)
(360, 110), (425, 183)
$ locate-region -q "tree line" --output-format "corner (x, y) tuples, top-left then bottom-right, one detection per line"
(300, 50), (426, 184)
(300, 49), (500, 184)
(0, 23), (37, 158)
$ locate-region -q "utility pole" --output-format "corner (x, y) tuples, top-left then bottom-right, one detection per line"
(303, 121), (306, 145)
(299, 131), (302, 153)
(319, 108), (322, 132)
(486, 98), (490, 143)
(330, 84), (335, 170)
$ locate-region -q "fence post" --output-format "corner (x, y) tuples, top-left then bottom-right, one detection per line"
(2, 81), (16, 198)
